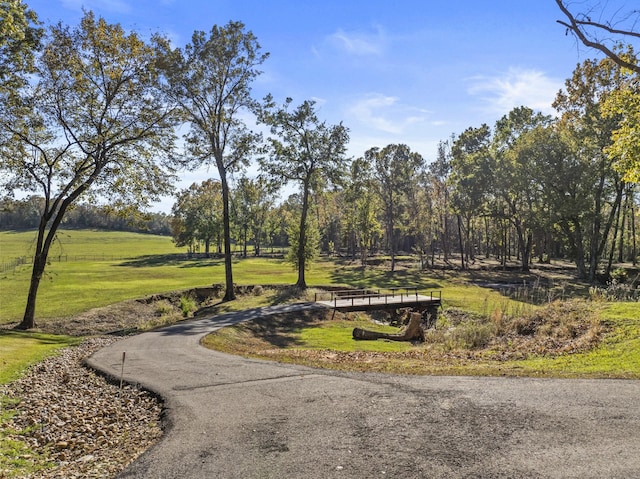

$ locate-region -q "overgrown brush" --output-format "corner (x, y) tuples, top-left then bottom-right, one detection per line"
(429, 300), (603, 357)
(589, 279), (640, 302)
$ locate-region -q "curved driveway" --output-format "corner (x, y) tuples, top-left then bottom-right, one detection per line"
(87, 303), (640, 479)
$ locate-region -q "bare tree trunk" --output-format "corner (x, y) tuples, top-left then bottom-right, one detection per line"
(18, 255), (46, 330)
(18, 182), (89, 329)
(220, 173), (236, 302)
(631, 190), (637, 265)
(457, 214), (465, 269)
(296, 179), (310, 289)
(353, 312), (425, 342)
(606, 201), (621, 278)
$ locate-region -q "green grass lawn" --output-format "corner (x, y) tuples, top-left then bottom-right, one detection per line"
(0, 331), (81, 384)
(204, 299), (640, 379)
(0, 229), (176, 260)
(1, 230), (306, 322)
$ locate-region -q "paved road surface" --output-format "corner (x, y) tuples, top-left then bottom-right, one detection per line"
(87, 304), (640, 479)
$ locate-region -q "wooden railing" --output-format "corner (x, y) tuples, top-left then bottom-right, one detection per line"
(314, 288), (441, 308)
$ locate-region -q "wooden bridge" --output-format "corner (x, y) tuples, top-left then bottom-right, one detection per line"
(314, 287), (442, 315)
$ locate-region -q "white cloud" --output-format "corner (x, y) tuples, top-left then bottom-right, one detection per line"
(326, 26), (387, 56)
(346, 93), (431, 135)
(467, 68), (563, 116)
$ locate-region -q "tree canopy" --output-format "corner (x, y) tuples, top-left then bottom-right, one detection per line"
(259, 97), (350, 287)
(0, 12), (178, 329)
(155, 21), (268, 301)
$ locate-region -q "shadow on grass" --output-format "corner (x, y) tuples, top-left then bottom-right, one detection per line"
(0, 330), (79, 345)
(117, 254), (225, 268)
(329, 262), (443, 290)
(235, 309), (322, 348)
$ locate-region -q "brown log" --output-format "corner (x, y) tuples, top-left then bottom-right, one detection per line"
(353, 312), (425, 342)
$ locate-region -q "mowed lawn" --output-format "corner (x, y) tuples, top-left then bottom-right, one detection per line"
(0, 229), (522, 323)
(1, 229), (335, 323)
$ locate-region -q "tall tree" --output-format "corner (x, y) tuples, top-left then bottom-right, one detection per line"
(0, 12), (178, 329)
(553, 56), (626, 280)
(368, 144), (424, 272)
(259, 98), (349, 288)
(601, 48), (640, 183)
(450, 125), (493, 269)
(155, 21), (268, 301)
(557, 2), (640, 183)
(491, 107), (553, 272)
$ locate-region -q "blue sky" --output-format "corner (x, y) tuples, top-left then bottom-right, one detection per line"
(27, 0), (608, 211)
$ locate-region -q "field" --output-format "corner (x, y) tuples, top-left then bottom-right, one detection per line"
(0, 229), (535, 324)
(1, 229), (306, 322)
(1, 228), (639, 381)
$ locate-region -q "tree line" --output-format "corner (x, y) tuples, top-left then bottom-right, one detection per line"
(0, 196), (171, 235)
(1, 1), (638, 329)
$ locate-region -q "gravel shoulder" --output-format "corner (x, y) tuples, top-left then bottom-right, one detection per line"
(1, 337), (164, 479)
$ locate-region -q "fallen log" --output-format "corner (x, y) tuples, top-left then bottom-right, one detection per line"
(353, 312), (425, 342)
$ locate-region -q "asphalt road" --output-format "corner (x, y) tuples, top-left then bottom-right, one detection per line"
(87, 303), (640, 479)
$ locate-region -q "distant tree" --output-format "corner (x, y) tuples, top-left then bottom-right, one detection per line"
(171, 180), (223, 255)
(450, 125), (493, 269)
(0, 196), (43, 229)
(368, 144), (424, 272)
(553, 56), (626, 280)
(155, 21), (268, 301)
(259, 98), (349, 288)
(429, 138), (453, 263)
(406, 169), (435, 269)
(0, 12), (177, 329)
(264, 200), (294, 250)
(555, 0), (640, 74)
(343, 157), (382, 264)
(232, 176), (277, 257)
(491, 107), (553, 272)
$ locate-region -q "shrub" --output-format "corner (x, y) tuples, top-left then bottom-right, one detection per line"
(154, 300), (174, 316)
(179, 295), (197, 317)
(451, 321), (495, 349)
(611, 268), (628, 284)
